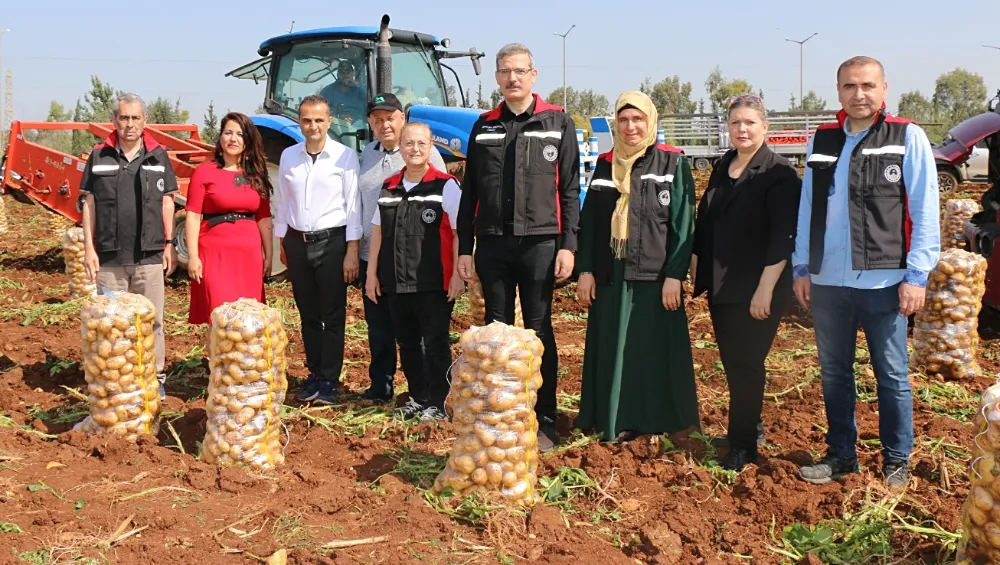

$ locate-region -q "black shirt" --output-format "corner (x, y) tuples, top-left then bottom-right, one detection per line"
(500, 99), (536, 223)
(99, 143), (163, 267)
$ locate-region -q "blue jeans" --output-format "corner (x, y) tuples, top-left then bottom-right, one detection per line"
(810, 284), (914, 463)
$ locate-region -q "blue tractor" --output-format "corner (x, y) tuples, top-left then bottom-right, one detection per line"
(214, 15), (486, 278)
(226, 15), (485, 163)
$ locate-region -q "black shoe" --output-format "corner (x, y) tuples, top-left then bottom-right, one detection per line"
(538, 416), (559, 452)
(798, 453), (860, 484)
(313, 381), (338, 405)
(395, 397), (426, 420)
(883, 459), (909, 491)
(359, 386), (393, 403)
(720, 448), (760, 472)
(296, 374), (322, 402)
(709, 420), (766, 449)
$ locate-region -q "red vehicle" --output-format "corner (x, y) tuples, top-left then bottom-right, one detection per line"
(955, 92), (1000, 309)
(1, 121), (214, 270)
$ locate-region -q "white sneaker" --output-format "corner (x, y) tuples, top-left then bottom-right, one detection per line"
(420, 406), (447, 421)
(395, 398), (425, 420)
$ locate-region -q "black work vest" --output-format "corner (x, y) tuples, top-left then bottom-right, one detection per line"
(376, 166), (455, 294)
(584, 144), (683, 284)
(806, 112), (912, 274)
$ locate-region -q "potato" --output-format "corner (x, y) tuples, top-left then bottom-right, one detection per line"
(942, 199), (980, 251)
(434, 322), (544, 505)
(202, 298), (288, 472)
(61, 228), (96, 299)
(912, 249), (986, 381)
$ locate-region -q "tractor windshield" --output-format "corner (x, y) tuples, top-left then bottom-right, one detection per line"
(269, 39), (448, 140)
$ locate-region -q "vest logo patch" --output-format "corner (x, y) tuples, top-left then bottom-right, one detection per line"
(421, 209), (437, 224)
(157, 179), (165, 192)
(884, 164), (901, 183)
(657, 189), (670, 206)
(542, 145), (558, 162)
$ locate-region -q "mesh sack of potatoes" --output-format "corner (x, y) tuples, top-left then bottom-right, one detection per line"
(433, 322), (544, 506)
(0, 195), (8, 233)
(956, 382), (1000, 564)
(73, 291), (160, 441)
(468, 272), (523, 328)
(49, 213), (73, 237)
(202, 298), (289, 471)
(942, 199), (981, 251)
(912, 249), (987, 380)
(62, 227), (96, 299)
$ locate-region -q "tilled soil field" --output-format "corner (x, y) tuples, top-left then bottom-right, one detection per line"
(0, 178), (994, 564)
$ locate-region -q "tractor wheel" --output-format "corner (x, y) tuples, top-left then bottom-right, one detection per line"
(937, 168), (958, 195)
(693, 158), (711, 171)
(174, 209), (190, 270)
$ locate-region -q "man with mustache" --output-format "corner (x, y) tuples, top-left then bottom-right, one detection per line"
(357, 92), (446, 407)
(79, 93), (179, 401)
(456, 43), (581, 451)
(792, 56), (939, 490)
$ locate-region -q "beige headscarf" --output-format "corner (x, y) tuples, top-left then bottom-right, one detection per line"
(610, 91), (659, 259)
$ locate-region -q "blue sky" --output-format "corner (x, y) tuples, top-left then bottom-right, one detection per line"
(2, 0), (999, 123)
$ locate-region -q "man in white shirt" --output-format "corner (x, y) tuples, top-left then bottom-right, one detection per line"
(275, 94), (362, 405)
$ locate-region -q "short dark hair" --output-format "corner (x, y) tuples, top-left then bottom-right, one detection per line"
(837, 56), (885, 83)
(299, 95), (330, 115)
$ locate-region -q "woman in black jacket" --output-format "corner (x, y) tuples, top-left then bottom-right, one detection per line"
(691, 95), (801, 471)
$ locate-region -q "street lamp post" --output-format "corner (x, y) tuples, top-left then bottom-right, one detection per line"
(786, 32), (818, 107)
(553, 25), (575, 111)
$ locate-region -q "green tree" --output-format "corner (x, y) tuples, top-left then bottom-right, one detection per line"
(646, 75), (696, 114)
(932, 68), (987, 131)
(445, 84), (458, 106)
(789, 90), (827, 111)
(897, 90), (935, 123)
(489, 88), (503, 108)
(548, 86), (579, 112)
(704, 66), (754, 113)
(475, 81), (491, 110)
(202, 101), (220, 145)
(577, 89), (610, 117)
(79, 76), (120, 122)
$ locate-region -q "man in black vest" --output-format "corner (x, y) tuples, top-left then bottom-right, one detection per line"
(80, 93), (179, 401)
(456, 43), (581, 451)
(790, 56), (940, 490)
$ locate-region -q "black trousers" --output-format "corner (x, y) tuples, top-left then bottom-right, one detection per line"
(359, 260), (397, 392)
(283, 228), (347, 383)
(386, 291), (452, 408)
(710, 302), (783, 451)
(474, 233), (558, 419)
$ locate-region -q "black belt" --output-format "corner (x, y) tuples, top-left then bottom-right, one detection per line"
(204, 211), (255, 227)
(286, 225), (345, 243)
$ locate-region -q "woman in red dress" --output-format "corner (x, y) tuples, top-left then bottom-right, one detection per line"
(186, 112), (274, 324)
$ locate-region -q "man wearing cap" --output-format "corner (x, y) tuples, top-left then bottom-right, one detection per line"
(357, 93), (447, 403)
(319, 59), (367, 124)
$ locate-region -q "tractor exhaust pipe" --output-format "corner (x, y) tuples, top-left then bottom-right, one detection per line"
(376, 14), (392, 97)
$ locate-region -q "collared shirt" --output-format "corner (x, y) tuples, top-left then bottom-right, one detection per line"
(500, 98), (536, 222)
(358, 139), (446, 261)
(791, 121), (940, 288)
(274, 137), (361, 241)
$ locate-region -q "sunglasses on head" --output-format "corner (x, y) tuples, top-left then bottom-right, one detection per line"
(727, 94), (764, 108)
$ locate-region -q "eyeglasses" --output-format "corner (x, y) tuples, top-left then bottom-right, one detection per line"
(727, 94), (764, 108)
(496, 67), (533, 78)
(402, 140), (431, 149)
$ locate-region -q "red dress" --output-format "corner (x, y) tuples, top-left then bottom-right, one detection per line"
(186, 162), (272, 324)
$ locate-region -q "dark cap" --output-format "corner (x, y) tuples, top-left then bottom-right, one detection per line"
(367, 93), (404, 116)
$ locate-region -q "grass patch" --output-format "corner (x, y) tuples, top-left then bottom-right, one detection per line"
(915, 381), (975, 422)
(281, 404), (403, 437)
(0, 298), (81, 326)
(0, 414), (57, 440)
(0, 276), (25, 290)
(371, 447), (447, 491)
(27, 401), (88, 426)
(0, 522), (22, 534)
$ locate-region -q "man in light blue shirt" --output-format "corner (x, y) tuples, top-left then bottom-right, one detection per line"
(791, 56), (939, 490)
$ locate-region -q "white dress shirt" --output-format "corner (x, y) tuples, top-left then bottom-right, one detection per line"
(372, 178), (461, 227)
(274, 137), (362, 241)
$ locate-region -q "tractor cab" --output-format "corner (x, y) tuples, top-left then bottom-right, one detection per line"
(227, 17), (484, 157)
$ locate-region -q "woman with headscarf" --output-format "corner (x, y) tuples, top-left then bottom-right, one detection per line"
(575, 91), (700, 444)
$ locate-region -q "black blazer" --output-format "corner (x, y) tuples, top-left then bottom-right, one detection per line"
(692, 145), (801, 307)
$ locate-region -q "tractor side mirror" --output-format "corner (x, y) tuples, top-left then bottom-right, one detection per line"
(263, 99), (283, 116)
(470, 48), (482, 76)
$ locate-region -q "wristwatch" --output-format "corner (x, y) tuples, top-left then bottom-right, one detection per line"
(165, 237), (177, 246)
